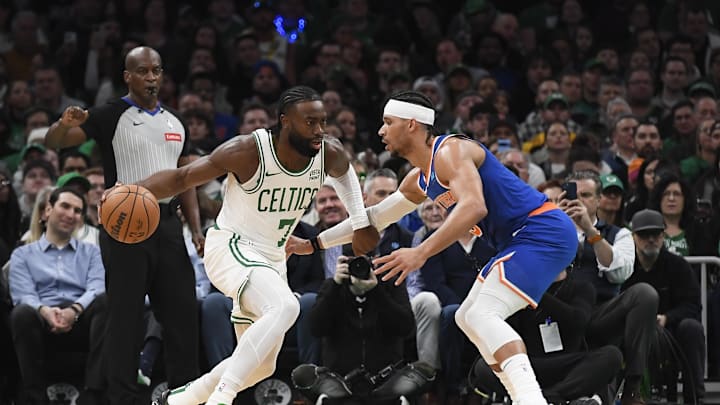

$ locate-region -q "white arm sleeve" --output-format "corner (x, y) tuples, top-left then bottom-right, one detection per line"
(327, 165), (370, 230)
(318, 191), (419, 248)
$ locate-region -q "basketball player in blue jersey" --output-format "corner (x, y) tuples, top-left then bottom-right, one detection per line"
(286, 90), (577, 404)
(104, 86), (378, 405)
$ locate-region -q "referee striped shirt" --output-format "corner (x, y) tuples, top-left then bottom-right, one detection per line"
(80, 97), (189, 202)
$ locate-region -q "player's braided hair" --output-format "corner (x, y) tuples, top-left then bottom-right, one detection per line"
(388, 90), (438, 139)
(277, 86), (322, 128)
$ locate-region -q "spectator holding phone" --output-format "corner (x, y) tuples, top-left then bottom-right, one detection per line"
(560, 171), (635, 298)
(488, 118), (521, 152)
(560, 171), (656, 405)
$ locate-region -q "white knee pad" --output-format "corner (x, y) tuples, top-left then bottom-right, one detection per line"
(463, 292), (523, 356)
(454, 302), (470, 334)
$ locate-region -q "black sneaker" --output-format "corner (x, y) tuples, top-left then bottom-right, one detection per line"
(151, 389), (169, 405)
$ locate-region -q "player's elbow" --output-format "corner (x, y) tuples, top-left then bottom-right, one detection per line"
(467, 201), (487, 222)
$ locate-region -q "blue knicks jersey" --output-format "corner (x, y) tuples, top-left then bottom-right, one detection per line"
(418, 135), (548, 250)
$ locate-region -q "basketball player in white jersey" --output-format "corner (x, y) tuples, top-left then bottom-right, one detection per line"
(121, 86), (379, 405)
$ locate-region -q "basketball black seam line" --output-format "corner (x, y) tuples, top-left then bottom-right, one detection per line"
(141, 193), (152, 238)
(123, 186), (140, 243)
(140, 189), (160, 235)
(106, 188), (132, 237)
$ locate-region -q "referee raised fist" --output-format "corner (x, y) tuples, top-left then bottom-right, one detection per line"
(60, 106), (89, 127)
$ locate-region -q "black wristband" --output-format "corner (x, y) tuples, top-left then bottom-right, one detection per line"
(69, 304), (81, 323)
(310, 237), (322, 252)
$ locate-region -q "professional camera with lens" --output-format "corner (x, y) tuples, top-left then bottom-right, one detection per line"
(347, 255), (373, 280)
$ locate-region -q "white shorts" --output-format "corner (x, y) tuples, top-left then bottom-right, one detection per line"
(204, 227), (288, 323)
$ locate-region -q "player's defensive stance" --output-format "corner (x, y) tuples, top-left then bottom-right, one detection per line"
(287, 90), (577, 404)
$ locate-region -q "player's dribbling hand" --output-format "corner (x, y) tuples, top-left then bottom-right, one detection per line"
(192, 231), (205, 257)
(60, 106), (89, 127)
(373, 247), (426, 286)
(285, 235), (314, 258)
(351, 226), (380, 256)
(97, 181), (122, 225)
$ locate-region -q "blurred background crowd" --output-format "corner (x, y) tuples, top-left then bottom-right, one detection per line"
(1, 0), (720, 404)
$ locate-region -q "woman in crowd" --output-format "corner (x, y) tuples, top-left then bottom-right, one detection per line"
(624, 156), (676, 223)
(649, 173), (711, 257)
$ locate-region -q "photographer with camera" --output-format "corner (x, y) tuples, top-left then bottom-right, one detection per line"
(292, 254), (418, 404)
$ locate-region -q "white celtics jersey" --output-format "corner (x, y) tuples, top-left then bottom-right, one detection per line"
(215, 129), (325, 259)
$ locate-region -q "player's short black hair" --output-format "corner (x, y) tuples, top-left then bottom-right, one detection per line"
(387, 90), (438, 138)
(277, 86), (322, 121)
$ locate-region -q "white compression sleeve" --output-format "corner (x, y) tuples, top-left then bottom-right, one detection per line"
(366, 191), (419, 230)
(318, 191), (419, 248)
(327, 165), (370, 229)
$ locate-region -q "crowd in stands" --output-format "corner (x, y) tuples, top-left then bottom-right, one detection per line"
(1, 0), (720, 404)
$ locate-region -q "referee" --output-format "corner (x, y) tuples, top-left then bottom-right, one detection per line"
(45, 46), (202, 405)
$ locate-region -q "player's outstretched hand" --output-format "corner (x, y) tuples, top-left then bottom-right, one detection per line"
(373, 247), (426, 286)
(351, 226), (380, 256)
(285, 235), (314, 258)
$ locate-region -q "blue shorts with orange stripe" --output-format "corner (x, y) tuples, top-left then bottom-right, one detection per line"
(478, 205), (577, 308)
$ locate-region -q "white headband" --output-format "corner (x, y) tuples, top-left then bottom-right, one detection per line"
(383, 99), (435, 125)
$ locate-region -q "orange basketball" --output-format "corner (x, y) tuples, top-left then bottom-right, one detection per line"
(100, 184), (160, 244)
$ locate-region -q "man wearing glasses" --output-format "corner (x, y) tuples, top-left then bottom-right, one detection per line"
(624, 209), (705, 404)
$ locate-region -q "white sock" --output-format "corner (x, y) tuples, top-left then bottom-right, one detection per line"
(167, 358), (229, 405)
(500, 353), (546, 404)
(493, 369), (517, 399)
(206, 374), (243, 405)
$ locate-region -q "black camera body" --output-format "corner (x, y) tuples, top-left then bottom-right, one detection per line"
(347, 255), (373, 280)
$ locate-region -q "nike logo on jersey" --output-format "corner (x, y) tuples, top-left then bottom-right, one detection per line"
(265, 171), (280, 177)
(512, 226), (526, 237)
(132, 121), (143, 126)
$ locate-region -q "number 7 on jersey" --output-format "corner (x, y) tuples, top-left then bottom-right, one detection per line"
(277, 218), (295, 247)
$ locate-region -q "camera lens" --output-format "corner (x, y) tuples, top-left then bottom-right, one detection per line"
(348, 256), (372, 280)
